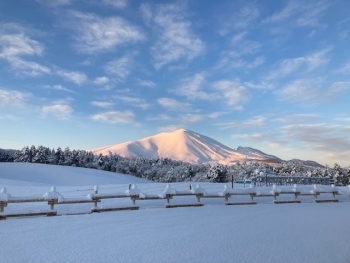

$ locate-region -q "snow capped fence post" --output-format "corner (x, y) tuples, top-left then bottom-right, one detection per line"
(124, 184), (142, 205)
(43, 186), (61, 210)
(0, 187), (9, 212)
(93, 185), (99, 207)
(94, 185), (99, 195)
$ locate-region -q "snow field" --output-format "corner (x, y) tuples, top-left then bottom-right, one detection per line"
(1, 163), (350, 263)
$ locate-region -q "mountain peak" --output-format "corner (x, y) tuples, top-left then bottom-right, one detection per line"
(90, 130), (282, 165)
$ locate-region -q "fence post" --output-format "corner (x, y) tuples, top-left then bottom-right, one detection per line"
(93, 185), (99, 207)
(225, 193), (229, 203)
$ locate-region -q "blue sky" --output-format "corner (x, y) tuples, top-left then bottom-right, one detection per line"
(1, 0), (350, 166)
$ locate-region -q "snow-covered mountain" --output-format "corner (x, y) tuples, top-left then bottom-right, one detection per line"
(90, 129), (281, 165)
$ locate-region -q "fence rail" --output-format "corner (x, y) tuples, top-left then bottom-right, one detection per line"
(0, 183), (347, 220)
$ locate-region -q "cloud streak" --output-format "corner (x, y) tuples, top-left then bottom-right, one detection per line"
(90, 110), (135, 124)
(67, 11), (144, 54)
(141, 2), (205, 69)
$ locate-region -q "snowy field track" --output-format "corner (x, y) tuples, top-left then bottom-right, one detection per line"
(1, 163), (350, 263)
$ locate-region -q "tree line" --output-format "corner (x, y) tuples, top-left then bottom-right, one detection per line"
(0, 146), (349, 185)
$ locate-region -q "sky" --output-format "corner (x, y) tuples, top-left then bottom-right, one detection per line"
(0, 0), (350, 167)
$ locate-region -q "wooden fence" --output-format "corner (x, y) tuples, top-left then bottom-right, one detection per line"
(0, 184), (345, 220)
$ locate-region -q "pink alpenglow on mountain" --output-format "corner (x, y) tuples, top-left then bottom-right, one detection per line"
(90, 129), (281, 164)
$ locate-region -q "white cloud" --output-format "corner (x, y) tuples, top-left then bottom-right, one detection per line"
(216, 37), (262, 70)
(244, 80), (274, 90)
(179, 114), (203, 123)
(141, 3), (205, 69)
(7, 57), (51, 76)
(147, 114), (172, 122)
(268, 48), (331, 80)
(116, 95), (151, 110)
(42, 104), (73, 119)
(90, 101), (114, 108)
(93, 76), (110, 85)
(0, 34), (43, 58)
(208, 112), (228, 119)
(101, 0), (127, 9)
(212, 80), (249, 108)
(157, 125), (184, 133)
(216, 116), (266, 130)
(90, 110), (135, 124)
(0, 89), (29, 107)
(0, 114), (17, 121)
(138, 80), (156, 88)
(0, 31), (50, 76)
(283, 123), (350, 155)
(67, 11), (144, 53)
(55, 69), (87, 85)
(35, 0), (71, 7)
(231, 132), (288, 148)
(176, 73), (216, 100)
(157, 98), (190, 111)
(335, 116), (350, 122)
(219, 3), (260, 35)
(44, 85), (74, 93)
(277, 79), (350, 103)
(335, 61), (350, 74)
(231, 31), (247, 46)
(273, 113), (321, 123)
(264, 1), (328, 27)
(105, 55), (133, 81)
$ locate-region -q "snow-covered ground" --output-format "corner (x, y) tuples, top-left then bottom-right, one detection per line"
(1, 163), (350, 263)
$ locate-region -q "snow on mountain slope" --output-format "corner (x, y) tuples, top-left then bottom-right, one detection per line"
(234, 146), (282, 163)
(90, 129), (280, 164)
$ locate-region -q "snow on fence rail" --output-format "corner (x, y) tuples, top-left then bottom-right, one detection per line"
(0, 184), (348, 220)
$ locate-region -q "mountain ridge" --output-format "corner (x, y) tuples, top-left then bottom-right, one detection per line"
(90, 129), (285, 165)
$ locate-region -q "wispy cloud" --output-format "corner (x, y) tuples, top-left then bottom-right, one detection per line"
(93, 76), (109, 85)
(264, 1), (329, 27)
(179, 114), (203, 124)
(55, 68), (87, 84)
(231, 132), (288, 148)
(273, 113), (321, 123)
(35, 0), (71, 7)
(115, 95), (151, 110)
(334, 61), (350, 74)
(277, 79), (350, 104)
(175, 73), (216, 100)
(42, 104), (73, 119)
(0, 29), (51, 76)
(157, 125), (184, 133)
(216, 32), (262, 70)
(282, 123), (350, 160)
(44, 85), (74, 93)
(105, 55), (134, 81)
(0, 114), (18, 121)
(67, 11), (144, 53)
(219, 3), (260, 35)
(90, 110), (135, 124)
(138, 80), (156, 88)
(212, 80), (249, 109)
(0, 89), (30, 107)
(157, 97), (190, 111)
(90, 101), (114, 108)
(140, 2), (205, 69)
(216, 116), (266, 130)
(267, 48), (331, 80)
(101, 0), (127, 9)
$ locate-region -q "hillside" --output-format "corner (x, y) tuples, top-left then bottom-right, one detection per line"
(0, 162), (150, 187)
(91, 129), (281, 165)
